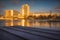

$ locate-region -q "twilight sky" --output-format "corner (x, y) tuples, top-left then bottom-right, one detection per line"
(0, 0), (60, 12)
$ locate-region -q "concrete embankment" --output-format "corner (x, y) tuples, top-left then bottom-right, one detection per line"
(0, 26), (60, 40)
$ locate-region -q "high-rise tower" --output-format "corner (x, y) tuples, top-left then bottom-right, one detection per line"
(21, 4), (30, 18)
(5, 10), (19, 19)
(5, 10), (13, 18)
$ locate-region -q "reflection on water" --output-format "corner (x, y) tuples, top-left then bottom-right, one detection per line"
(0, 19), (60, 29)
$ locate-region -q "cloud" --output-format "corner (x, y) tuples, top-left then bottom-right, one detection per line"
(54, 6), (60, 10)
(0, 3), (5, 8)
(9, 0), (20, 4)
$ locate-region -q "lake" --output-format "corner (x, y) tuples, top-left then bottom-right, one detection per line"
(0, 19), (60, 30)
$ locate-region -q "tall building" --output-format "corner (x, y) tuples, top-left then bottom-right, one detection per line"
(21, 4), (30, 18)
(13, 10), (19, 18)
(5, 10), (13, 18)
(5, 10), (19, 20)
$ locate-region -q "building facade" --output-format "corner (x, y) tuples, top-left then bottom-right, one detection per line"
(21, 4), (30, 18)
(5, 10), (19, 20)
(5, 10), (13, 18)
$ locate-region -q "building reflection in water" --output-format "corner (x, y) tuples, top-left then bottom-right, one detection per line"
(18, 19), (30, 27)
(5, 20), (13, 26)
(0, 19), (60, 29)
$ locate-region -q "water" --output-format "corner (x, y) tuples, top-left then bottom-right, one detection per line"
(0, 19), (60, 30)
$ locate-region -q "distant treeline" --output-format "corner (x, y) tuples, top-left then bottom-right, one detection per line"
(27, 14), (60, 20)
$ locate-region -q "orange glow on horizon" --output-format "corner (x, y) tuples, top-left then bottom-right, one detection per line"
(0, 4), (60, 20)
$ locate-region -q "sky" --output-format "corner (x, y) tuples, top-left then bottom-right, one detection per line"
(0, 0), (60, 12)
